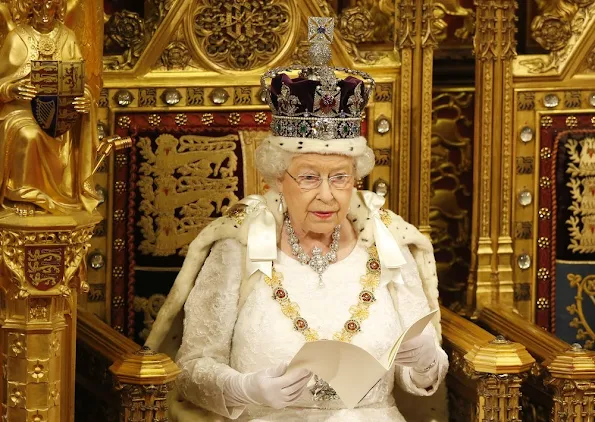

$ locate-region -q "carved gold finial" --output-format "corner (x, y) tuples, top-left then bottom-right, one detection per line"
(465, 337), (535, 374)
(546, 344), (595, 420)
(547, 344), (595, 377)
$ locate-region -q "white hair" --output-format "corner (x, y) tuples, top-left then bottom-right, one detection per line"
(254, 140), (375, 189)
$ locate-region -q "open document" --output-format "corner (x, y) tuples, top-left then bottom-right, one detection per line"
(287, 309), (438, 409)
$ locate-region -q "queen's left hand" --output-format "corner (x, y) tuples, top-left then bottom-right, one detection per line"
(73, 96), (91, 114)
(394, 333), (437, 372)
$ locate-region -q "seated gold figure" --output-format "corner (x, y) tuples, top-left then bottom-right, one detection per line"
(0, 0), (100, 216)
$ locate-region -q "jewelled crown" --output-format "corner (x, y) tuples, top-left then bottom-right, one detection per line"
(261, 17), (374, 149)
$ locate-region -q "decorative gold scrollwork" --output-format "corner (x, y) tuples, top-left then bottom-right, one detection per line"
(520, 0), (595, 73)
(104, 0), (173, 70)
(338, 6), (375, 43)
(532, 14), (572, 52)
(564, 137), (595, 253)
(566, 273), (595, 349)
(335, 0), (395, 43)
(190, 0), (294, 71)
(0, 226), (94, 298)
(397, 1), (416, 49)
(160, 41), (191, 70)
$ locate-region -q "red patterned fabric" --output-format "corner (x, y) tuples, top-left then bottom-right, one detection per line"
(538, 114), (595, 331)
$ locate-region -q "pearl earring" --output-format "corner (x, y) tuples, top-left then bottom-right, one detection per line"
(278, 193), (284, 214)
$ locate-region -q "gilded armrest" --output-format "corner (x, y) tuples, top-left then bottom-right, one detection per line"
(479, 305), (595, 421)
(441, 306), (535, 422)
(77, 307), (180, 422)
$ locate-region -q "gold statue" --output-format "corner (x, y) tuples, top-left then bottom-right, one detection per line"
(0, 0), (100, 216)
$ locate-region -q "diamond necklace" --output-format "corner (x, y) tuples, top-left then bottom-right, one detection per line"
(284, 215), (340, 287)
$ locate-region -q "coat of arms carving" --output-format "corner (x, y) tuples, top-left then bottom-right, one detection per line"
(24, 245), (65, 291)
(30, 60), (85, 137)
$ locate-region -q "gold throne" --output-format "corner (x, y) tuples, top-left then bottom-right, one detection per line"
(0, 1), (594, 421)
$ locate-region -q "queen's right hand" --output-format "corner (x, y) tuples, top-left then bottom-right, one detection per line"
(224, 363), (312, 409)
(9, 80), (37, 101)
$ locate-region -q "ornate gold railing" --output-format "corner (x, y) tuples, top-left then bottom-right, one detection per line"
(76, 308), (179, 422)
(479, 305), (595, 421)
(441, 306), (535, 421)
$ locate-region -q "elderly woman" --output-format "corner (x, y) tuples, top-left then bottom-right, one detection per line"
(146, 17), (448, 422)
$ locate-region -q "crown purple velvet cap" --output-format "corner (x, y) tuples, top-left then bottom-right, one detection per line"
(269, 74), (367, 119)
(262, 68), (372, 141)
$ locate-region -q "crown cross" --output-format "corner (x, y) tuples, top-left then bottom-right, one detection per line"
(308, 17), (334, 66)
(308, 17), (334, 43)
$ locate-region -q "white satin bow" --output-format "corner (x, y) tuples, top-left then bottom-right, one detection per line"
(242, 195), (277, 278)
(360, 191), (407, 286)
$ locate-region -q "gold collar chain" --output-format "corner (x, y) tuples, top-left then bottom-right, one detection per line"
(264, 245), (381, 343)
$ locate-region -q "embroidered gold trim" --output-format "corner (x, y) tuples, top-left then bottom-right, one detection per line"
(225, 203), (252, 226)
(264, 246), (380, 343)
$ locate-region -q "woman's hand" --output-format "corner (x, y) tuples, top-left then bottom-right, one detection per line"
(9, 80), (37, 101)
(394, 333), (437, 372)
(225, 363), (312, 409)
(73, 96), (91, 114)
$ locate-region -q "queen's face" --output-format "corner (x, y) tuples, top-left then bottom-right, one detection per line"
(278, 154), (355, 236)
(32, 0), (58, 32)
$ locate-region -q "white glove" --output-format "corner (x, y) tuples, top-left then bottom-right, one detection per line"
(394, 333), (437, 372)
(224, 363), (312, 409)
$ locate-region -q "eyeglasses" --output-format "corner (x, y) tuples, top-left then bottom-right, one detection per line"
(285, 171), (354, 191)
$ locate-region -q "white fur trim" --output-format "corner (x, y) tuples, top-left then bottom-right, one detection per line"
(266, 135), (368, 156)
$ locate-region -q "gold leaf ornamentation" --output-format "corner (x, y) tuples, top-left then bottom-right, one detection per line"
(191, 0), (293, 70)
(160, 41), (191, 70)
(564, 137), (595, 253)
(565, 273), (594, 349)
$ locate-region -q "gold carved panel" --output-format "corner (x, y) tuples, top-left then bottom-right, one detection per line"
(137, 134), (240, 257)
(187, 0), (299, 71)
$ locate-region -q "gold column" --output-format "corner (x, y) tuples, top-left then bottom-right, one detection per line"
(465, 336), (535, 421)
(396, 0), (415, 222)
(396, 0), (437, 234)
(546, 344), (595, 421)
(0, 212), (101, 422)
(471, 0), (518, 309)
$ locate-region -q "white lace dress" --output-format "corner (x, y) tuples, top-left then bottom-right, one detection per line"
(174, 239), (448, 422)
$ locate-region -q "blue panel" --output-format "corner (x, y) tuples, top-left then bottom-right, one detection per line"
(31, 95), (58, 137)
(555, 261), (595, 349)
